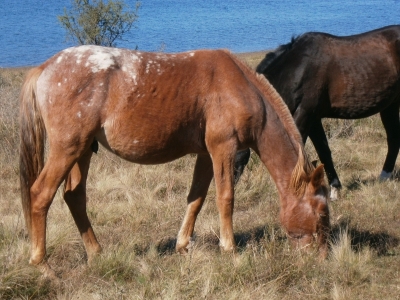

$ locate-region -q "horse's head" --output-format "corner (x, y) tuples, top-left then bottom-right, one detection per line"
(281, 165), (330, 259)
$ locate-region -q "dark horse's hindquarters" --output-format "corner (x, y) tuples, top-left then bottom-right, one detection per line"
(235, 25), (400, 199)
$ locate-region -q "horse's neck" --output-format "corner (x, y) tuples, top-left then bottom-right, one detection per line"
(227, 51), (303, 197)
(257, 122), (300, 199)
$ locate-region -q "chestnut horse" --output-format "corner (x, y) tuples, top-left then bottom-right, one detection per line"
(20, 45), (329, 276)
(238, 25), (400, 199)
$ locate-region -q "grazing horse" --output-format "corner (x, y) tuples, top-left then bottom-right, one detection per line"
(242, 25), (400, 199)
(19, 45), (329, 276)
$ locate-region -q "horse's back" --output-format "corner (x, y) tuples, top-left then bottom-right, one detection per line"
(262, 25), (400, 119)
(34, 46), (265, 164)
(321, 26), (400, 117)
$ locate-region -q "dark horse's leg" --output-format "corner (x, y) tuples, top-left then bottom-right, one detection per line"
(292, 107), (341, 199)
(308, 119), (342, 200)
(379, 102), (400, 179)
(233, 149), (251, 184)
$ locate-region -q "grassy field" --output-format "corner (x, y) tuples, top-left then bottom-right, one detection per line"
(1, 52), (399, 299)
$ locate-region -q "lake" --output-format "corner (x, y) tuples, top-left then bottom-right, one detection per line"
(0, 0), (399, 67)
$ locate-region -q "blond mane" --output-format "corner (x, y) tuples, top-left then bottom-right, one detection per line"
(226, 51), (314, 196)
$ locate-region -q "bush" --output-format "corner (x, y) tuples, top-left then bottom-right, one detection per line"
(58, 0), (140, 47)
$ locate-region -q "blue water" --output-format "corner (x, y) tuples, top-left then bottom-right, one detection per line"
(1, 0), (400, 67)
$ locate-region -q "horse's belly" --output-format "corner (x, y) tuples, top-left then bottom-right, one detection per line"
(328, 95), (395, 119)
(95, 120), (203, 164)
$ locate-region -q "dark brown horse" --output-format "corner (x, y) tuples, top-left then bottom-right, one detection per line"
(20, 45), (329, 277)
(238, 25), (400, 199)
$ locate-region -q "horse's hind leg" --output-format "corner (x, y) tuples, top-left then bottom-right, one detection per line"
(176, 154), (213, 253)
(379, 103), (400, 180)
(29, 149), (78, 276)
(63, 147), (101, 263)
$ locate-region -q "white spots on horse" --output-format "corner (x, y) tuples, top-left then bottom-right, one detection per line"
(36, 68), (54, 111)
(133, 140), (140, 144)
(87, 98), (95, 107)
(180, 52), (195, 59)
(58, 82), (61, 87)
(144, 58), (165, 75)
(70, 45), (123, 73)
(56, 55), (63, 64)
(76, 52), (84, 65)
(145, 60), (154, 74)
(77, 111), (82, 118)
(132, 52), (141, 61)
(87, 51), (115, 73)
(122, 67), (138, 84)
(122, 65), (137, 83)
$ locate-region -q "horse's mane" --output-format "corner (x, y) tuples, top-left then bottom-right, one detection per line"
(226, 50), (314, 196)
(256, 36), (299, 74)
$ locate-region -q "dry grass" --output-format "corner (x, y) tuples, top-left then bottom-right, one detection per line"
(1, 54), (400, 299)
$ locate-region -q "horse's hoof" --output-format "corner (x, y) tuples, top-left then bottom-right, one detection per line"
(37, 262), (59, 281)
(379, 170), (392, 181)
(330, 186), (340, 201)
(176, 237), (195, 254)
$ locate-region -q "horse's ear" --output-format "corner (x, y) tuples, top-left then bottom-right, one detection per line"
(311, 160), (318, 168)
(310, 164), (325, 188)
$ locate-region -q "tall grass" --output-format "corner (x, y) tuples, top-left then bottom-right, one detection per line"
(1, 56), (399, 299)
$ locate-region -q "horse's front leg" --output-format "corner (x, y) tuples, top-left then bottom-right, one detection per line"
(176, 154), (213, 253)
(209, 144), (236, 251)
(379, 103), (400, 180)
(294, 106), (341, 199)
(308, 119), (341, 200)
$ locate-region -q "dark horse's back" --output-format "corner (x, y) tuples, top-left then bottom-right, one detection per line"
(257, 25), (400, 120)
(235, 25), (400, 197)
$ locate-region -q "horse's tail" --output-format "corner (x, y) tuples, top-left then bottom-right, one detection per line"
(19, 67), (46, 238)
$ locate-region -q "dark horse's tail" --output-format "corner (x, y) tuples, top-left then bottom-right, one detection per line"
(19, 67), (46, 238)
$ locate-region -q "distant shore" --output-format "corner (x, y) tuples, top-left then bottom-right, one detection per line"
(236, 50), (269, 69)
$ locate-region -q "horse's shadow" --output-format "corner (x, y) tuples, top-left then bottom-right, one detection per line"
(330, 219), (399, 256)
(150, 225), (277, 256)
(150, 222), (399, 257)
(346, 167), (400, 191)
